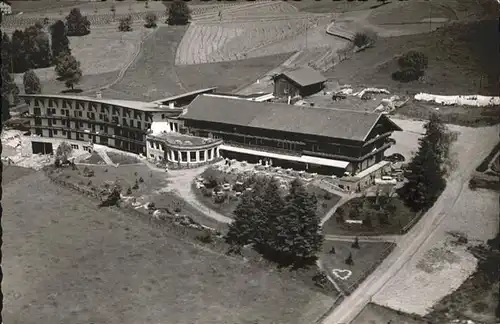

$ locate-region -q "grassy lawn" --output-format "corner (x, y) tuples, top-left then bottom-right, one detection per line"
(110, 26), (188, 101)
(352, 303), (426, 324)
(107, 152), (140, 165)
(175, 53), (293, 93)
(322, 197), (417, 236)
(2, 165), (36, 185)
(53, 164), (165, 197)
(320, 240), (395, 294)
(2, 169), (337, 324)
(50, 164), (227, 232)
(192, 168), (340, 219)
(31, 71), (118, 95)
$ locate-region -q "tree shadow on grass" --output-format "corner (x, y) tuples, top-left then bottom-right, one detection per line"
(61, 88), (83, 94)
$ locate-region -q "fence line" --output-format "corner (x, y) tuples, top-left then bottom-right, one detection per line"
(401, 211), (423, 234)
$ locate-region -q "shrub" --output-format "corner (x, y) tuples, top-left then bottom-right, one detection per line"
(353, 31), (377, 48)
(312, 271), (329, 289)
(144, 12), (157, 28)
(345, 253), (354, 265)
(398, 50), (428, 71)
(352, 237), (360, 249)
(83, 166), (95, 177)
(118, 15), (133, 32)
(196, 231), (214, 244)
(138, 176), (144, 183)
(214, 193), (227, 204)
(201, 187), (212, 197)
(126, 186), (132, 195)
(132, 180), (139, 190)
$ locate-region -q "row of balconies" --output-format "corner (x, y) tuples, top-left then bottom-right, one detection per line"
(32, 100), (152, 121)
(30, 114), (151, 133)
(31, 125), (145, 145)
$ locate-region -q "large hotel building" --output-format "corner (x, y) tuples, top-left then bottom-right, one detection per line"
(21, 88), (401, 179)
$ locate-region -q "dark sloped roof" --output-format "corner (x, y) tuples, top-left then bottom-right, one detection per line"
(280, 67), (327, 87)
(181, 95), (400, 142)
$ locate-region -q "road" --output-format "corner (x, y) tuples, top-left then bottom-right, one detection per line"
(321, 123), (499, 324)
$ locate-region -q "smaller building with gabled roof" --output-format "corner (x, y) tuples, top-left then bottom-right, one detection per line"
(273, 66), (327, 98)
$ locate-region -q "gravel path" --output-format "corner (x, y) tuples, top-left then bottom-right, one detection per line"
(166, 167), (233, 224)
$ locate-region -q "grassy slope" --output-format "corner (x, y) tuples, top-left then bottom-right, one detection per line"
(175, 53), (293, 93)
(325, 19), (499, 96)
(2, 169), (334, 324)
(109, 26), (188, 101)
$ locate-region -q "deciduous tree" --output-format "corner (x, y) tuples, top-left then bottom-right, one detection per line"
(23, 69), (42, 94)
(23, 23), (52, 69)
(55, 52), (82, 90)
(166, 0), (191, 25)
(66, 8), (91, 36)
(392, 50), (429, 82)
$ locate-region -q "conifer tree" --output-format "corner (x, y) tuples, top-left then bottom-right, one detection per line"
(399, 114), (447, 211)
(225, 191), (263, 249)
(50, 20), (71, 59)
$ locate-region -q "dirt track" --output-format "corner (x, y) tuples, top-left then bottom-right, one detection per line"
(322, 119), (500, 323)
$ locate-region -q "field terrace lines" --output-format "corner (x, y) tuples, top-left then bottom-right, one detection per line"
(177, 16), (328, 65)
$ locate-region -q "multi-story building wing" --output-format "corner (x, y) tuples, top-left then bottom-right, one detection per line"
(22, 94), (176, 155)
(178, 94), (402, 176)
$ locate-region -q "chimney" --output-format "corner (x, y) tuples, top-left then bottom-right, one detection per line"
(95, 90), (102, 99)
(169, 102), (175, 108)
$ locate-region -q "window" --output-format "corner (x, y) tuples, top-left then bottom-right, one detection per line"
(190, 151), (196, 162)
(207, 149), (212, 160)
(181, 152), (187, 162)
(34, 108), (41, 116)
(78, 111), (82, 117)
(199, 150), (205, 161)
(150, 154), (154, 158)
(137, 121), (141, 129)
(71, 144), (79, 149)
(54, 130), (58, 135)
